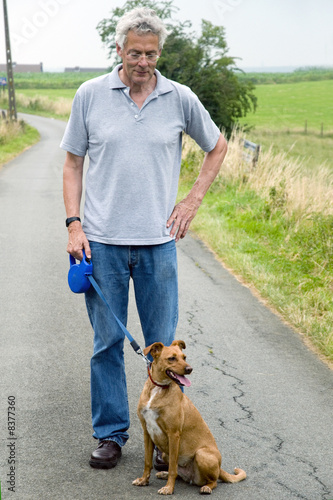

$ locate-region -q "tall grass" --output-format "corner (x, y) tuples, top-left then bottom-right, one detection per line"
(180, 132), (333, 363)
(0, 93), (73, 120)
(17, 93), (73, 118)
(0, 119), (23, 144)
(183, 131), (333, 217)
(221, 130), (333, 216)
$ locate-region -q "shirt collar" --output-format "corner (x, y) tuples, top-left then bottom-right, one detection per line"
(108, 64), (174, 96)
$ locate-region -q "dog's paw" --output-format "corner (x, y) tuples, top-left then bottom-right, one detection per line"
(156, 471), (169, 480)
(132, 477), (149, 487)
(158, 485), (174, 495)
(200, 485), (212, 495)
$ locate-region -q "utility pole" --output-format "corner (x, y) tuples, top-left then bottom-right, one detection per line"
(3, 0), (17, 120)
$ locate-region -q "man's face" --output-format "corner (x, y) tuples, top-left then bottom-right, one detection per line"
(117, 30), (161, 87)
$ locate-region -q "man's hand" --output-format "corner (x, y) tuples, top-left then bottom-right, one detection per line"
(167, 134), (228, 242)
(67, 221), (91, 261)
(167, 195), (200, 242)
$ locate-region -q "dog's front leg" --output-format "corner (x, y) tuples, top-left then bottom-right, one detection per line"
(133, 428), (154, 487)
(158, 432), (180, 495)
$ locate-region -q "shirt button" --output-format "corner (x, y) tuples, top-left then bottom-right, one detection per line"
(134, 114), (138, 118)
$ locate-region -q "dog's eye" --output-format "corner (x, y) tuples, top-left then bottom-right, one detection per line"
(168, 356), (176, 362)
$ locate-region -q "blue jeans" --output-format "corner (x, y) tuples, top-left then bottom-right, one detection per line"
(85, 240), (178, 446)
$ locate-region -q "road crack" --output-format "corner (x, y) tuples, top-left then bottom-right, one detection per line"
(182, 304), (332, 500)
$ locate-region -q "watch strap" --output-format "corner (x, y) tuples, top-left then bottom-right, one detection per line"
(66, 216), (81, 227)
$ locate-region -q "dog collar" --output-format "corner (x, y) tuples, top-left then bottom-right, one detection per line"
(147, 366), (170, 389)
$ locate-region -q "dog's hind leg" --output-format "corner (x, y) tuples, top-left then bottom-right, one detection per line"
(193, 448), (220, 494)
(156, 471), (169, 480)
(200, 483), (217, 495)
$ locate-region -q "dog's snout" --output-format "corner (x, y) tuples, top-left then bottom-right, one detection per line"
(185, 365), (193, 375)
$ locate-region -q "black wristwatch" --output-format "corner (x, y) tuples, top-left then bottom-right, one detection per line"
(66, 216), (81, 227)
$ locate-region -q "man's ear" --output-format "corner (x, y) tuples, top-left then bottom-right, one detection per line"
(171, 340), (186, 350)
(143, 342), (164, 358)
(116, 43), (123, 58)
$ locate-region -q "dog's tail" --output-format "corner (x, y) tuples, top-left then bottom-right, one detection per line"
(219, 467), (246, 483)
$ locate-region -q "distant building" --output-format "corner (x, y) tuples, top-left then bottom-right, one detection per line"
(65, 66), (108, 73)
(0, 62), (43, 73)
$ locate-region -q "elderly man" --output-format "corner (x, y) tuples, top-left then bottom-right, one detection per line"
(61, 7), (227, 469)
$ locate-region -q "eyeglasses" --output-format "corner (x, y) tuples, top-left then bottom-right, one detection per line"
(126, 52), (160, 63)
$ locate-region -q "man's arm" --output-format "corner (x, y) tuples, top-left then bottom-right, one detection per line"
(167, 133), (228, 242)
(63, 151), (91, 260)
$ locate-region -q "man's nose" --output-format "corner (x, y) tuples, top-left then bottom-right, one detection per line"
(138, 57), (149, 67)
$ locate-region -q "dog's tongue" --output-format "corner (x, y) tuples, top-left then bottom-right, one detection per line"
(175, 374), (191, 387)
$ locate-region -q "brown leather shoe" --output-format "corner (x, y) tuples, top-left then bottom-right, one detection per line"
(89, 440), (122, 469)
(153, 447), (168, 472)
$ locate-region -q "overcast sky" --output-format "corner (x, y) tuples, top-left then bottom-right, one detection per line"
(1, 0), (332, 71)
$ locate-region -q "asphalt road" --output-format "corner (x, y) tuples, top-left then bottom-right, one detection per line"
(0, 113), (332, 500)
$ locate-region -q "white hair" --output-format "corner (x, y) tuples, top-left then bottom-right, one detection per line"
(115, 7), (169, 50)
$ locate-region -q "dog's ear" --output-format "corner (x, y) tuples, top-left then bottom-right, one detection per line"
(143, 342), (164, 358)
(171, 340), (186, 350)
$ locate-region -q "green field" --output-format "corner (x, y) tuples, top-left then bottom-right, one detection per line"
(240, 80), (333, 132)
(238, 80), (333, 173)
(0, 71), (107, 89)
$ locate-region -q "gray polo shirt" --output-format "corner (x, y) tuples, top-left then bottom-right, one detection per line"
(60, 64), (220, 245)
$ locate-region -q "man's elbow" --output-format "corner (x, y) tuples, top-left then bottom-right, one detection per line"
(209, 134), (227, 169)
(217, 133), (228, 158)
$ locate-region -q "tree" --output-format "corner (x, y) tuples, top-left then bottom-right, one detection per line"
(96, 0), (256, 136)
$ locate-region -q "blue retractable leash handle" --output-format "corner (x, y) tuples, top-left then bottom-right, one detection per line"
(68, 250), (150, 366)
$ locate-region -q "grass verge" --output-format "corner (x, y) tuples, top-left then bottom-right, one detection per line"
(0, 119), (40, 167)
(180, 133), (333, 364)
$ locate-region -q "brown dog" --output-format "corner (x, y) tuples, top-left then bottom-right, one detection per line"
(132, 340), (246, 495)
